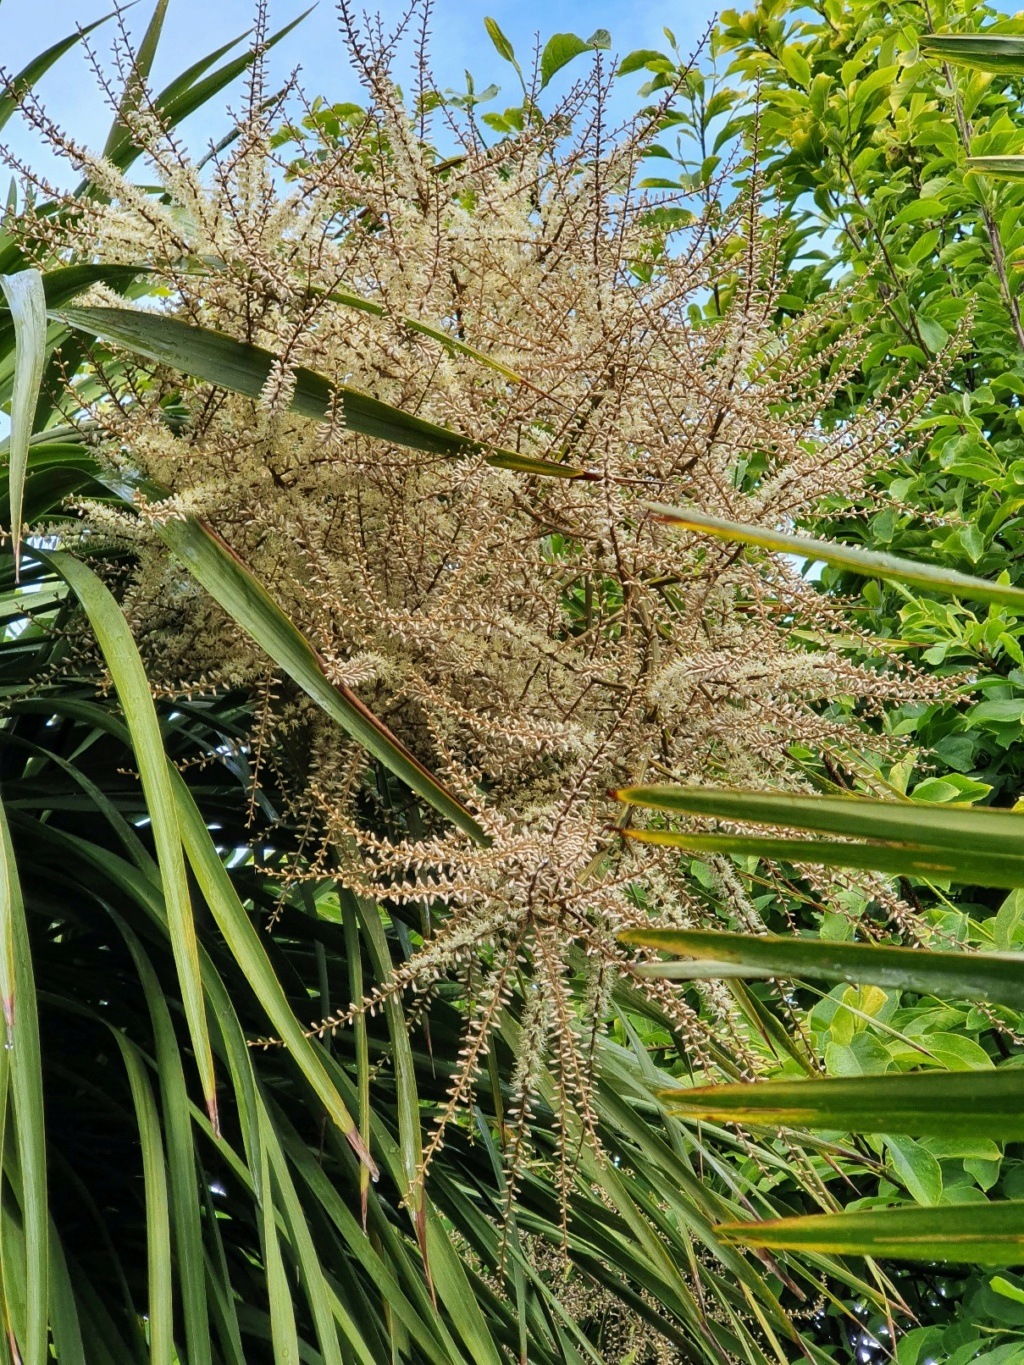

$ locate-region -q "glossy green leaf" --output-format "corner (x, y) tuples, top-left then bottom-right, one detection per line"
(659, 1069), (1024, 1139)
(540, 34), (591, 88)
(618, 49), (666, 77)
(991, 1276), (1024, 1307)
(886, 1135), (942, 1205)
(619, 926), (1024, 1010)
(646, 502), (1024, 612)
(53, 306), (585, 478)
(483, 17), (518, 67)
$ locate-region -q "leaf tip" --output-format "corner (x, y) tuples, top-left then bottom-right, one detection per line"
(207, 1090), (222, 1141)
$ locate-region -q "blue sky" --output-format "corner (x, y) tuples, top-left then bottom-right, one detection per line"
(1, 0), (721, 181)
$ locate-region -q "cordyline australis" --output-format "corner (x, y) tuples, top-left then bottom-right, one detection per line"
(5, 0), (934, 1218)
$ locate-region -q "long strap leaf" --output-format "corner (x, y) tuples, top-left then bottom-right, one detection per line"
(146, 501), (487, 844)
(114, 921), (211, 1365)
(316, 283), (541, 392)
(254, 1106), (300, 1365)
(0, 13), (111, 135)
(99, 0), (169, 162)
(717, 1200), (1024, 1265)
(94, 462), (484, 839)
(93, 9), (313, 180)
(966, 155), (1024, 181)
(55, 305), (588, 479)
(170, 770), (378, 1176)
(108, 1034), (174, 1365)
(648, 501), (1024, 612)
(0, 790), (46, 1365)
(622, 826), (1024, 889)
(0, 269), (46, 575)
(620, 926), (1024, 1011)
(349, 891), (428, 1268)
(660, 1069), (1024, 1139)
(613, 783), (1024, 860)
(0, 265), (146, 374)
(920, 32), (1024, 75)
(42, 551), (219, 1133)
(6, 691), (376, 1172)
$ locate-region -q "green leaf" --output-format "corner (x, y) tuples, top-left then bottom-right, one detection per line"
(717, 1200), (1024, 1265)
(996, 890), (1024, 950)
(967, 698), (1024, 727)
(658, 1069), (1024, 1140)
(100, 0), (169, 162)
(314, 282), (535, 390)
(967, 156), (1024, 182)
(254, 1109), (299, 1365)
(108, 491), (486, 845)
(0, 13), (110, 135)
(349, 892), (420, 1223)
(0, 790), (46, 1365)
(540, 34), (591, 89)
(646, 502), (1024, 612)
(618, 49), (666, 77)
(0, 269), (46, 574)
(886, 1136), (943, 1205)
(350, 892), (500, 1364)
(892, 199), (947, 226)
(622, 827), (1024, 889)
(99, 10), (313, 178)
(921, 1032), (993, 1071)
(916, 316), (949, 353)
(54, 305), (586, 479)
(991, 1275), (1024, 1306)
(258, 1109), (347, 1365)
(613, 783), (1024, 865)
(911, 774), (992, 803)
(920, 33), (1024, 75)
(483, 17), (518, 68)
(0, 264), (147, 348)
(109, 1034), (173, 1365)
(169, 770), (377, 1176)
(43, 551), (219, 1133)
(782, 48), (811, 87)
(116, 924), (211, 1365)
(618, 926), (1024, 1011)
